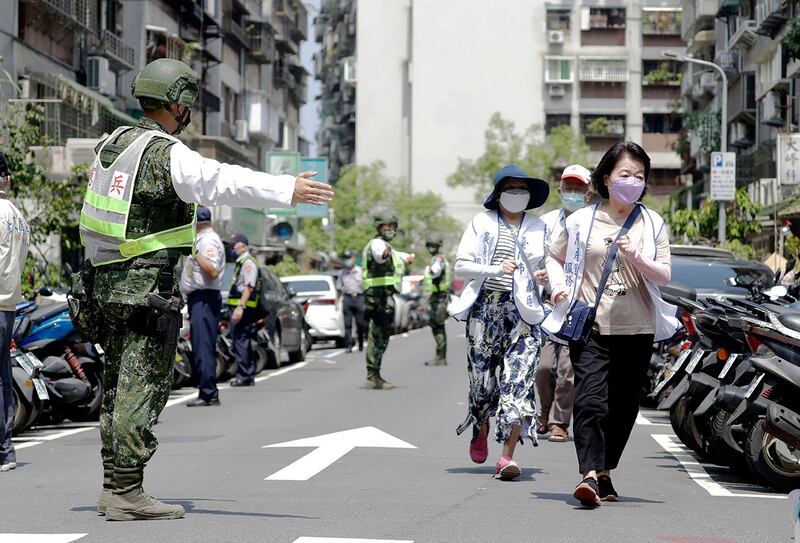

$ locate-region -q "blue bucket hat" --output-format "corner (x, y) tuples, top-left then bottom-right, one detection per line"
(483, 165), (550, 211)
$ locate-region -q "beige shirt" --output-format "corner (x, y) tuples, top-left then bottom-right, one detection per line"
(551, 203), (671, 335)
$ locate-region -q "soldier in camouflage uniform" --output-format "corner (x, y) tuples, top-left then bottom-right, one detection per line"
(423, 236), (451, 366)
(361, 214), (413, 390)
(68, 59), (333, 521)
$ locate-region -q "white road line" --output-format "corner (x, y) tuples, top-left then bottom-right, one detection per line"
(293, 538), (413, 543)
(0, 535), (88, 543)
(14, 362), (311, 449)
(165, 362), (308, 407)
(652, 434), (787, 499)
(323, 349), (346, 358)
(636, 413), (671, 427)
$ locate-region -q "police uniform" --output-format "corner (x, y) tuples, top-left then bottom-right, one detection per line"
(68, 59), (299, 521)
(227, 246), (260, 385)
(180, 209), (224, 405)
(337, 254), (366, 351)
(423, 244), (451, 366)
(362, 221), (405, 390)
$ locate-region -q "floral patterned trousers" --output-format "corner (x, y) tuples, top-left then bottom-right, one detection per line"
(457, 290), (541, 445)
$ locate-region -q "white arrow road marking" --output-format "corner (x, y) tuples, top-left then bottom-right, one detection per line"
(0, 535), (87, 543)
(264, 426), (416, 481)
(636, 413), (670, 427)
(293, 539), (413, 543)
(652, 434), (787, 499)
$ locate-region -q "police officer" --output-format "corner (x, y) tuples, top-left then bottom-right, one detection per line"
(422, 236), (451, 366)
(336, 250), (366, 352)
(69, 58), (333, 521)
(362, 213), (413, 389)
(180, 207), (224, 407)
(227, 233), (260, 387)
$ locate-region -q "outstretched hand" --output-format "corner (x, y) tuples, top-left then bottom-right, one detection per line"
(292, 171), (335, 206)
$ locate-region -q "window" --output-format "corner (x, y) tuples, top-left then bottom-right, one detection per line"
(581, 114), (625, 137)
(547, 8), (571, 31)
(545, 57), (573, 83)
(641, 9), (681, 35)
(643, 113), (682, 133)
(642, 60), (682, 85)
(579, 57), (628, 82)
(282, 280), (333, 294)
(588, 7), (626, 29)
(546, 114), (571, 133)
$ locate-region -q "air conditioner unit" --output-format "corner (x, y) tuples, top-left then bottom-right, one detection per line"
(549, 30), (565, 44)
(762, 90), (784, 126)
(548, 83), (566, 97)
(87, 56), (116, 97)
(234, 119), (249, 142)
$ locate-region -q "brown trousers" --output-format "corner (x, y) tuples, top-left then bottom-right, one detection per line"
(535, 338), (574, 429)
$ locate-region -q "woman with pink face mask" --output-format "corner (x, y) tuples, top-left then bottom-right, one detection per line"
(543, 142), (680, 507)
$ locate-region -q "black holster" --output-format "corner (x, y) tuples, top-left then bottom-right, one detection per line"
(146, 293), (181, 356)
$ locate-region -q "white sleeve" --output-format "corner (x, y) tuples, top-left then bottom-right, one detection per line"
(170, 142), (296, 208)
(371, 239), (389, 263)
(430, 259), (444, 277)
(454, 259), (504, 280)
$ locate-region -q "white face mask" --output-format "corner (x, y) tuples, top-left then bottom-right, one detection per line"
(499, 189), (530, 213)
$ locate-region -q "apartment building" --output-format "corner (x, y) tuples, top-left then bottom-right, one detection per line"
(314, 0), (356, 182)
(313, 1), (685, 225)
(677, 0), (799, 217)
(543, 1), (685, 195)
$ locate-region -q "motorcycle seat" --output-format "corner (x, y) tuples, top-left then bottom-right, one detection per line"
(28, 302), (69, 325)
(778, 312), (800, 333)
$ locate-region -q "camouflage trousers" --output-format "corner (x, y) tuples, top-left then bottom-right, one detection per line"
(97, 302), (175, 468)
(365, 290), (395, 371)
(428, 293), (448, 358)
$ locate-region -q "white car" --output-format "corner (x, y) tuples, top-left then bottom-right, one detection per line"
(281, 275), (346, 346)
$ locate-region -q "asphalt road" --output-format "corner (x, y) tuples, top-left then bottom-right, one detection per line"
(1, 321), (792, 543)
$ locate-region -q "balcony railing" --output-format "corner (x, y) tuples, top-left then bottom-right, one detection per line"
(224, 16), (250, 48)
(642, 10), (681, 35)
(90, 29), (135, 71)
(755, 0), (789, 37)
(579, 57), (629, 82)
(728, 18), (758, 50)
(247, 21), (273, 62)
(681, 0), (717, 41)
(715, 50), (739, 77)
(36, 0), (95, 32)
(728, 72), (757, 123)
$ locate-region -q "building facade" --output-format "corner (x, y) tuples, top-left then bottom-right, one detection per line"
(314, 0), (685, 225)
(0, 0), (310, 262)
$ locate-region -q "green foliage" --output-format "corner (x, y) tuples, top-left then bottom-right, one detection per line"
(664, 188), (762, 246)
(786, 235), (800, 259)
(268, 254), (303, 277)
(446, 113), (589, 210)
(782, 17), (800, 61)
(586, 117), (609, 136)
(20, 259), (63, 298)
(643, 68), (681, 85)
(1, 103), (88, 288)
(720, 239), (759, 261)
(683, 110), (721, 154)
(301, 163), (462, 270)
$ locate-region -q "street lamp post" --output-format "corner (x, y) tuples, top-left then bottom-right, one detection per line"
(664, 50), (728, 243)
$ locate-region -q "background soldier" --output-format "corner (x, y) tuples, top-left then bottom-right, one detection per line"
(69, 59), (332, 521)
(423, 236), (451, 366)
(361, 214), (413, 389)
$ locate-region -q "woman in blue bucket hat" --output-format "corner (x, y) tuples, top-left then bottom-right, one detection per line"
(449, 164), (550, 480)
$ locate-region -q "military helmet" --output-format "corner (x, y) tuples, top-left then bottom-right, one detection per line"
(426, 235), (443, 247)
(373, 213), (398, 229)
(131, 59), (200, 107)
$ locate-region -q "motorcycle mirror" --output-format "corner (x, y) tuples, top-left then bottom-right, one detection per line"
(734, 274), (755, 288)
(766, 285), (788, 298)
(38, 286), (53, 297)
(286, 287), (297, 298)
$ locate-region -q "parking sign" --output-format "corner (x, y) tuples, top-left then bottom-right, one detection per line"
(710, 152), (736, 201)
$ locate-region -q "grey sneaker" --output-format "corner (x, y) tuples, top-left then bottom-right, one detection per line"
(0, 462), (17, 472)
(106, 492), (185, 521)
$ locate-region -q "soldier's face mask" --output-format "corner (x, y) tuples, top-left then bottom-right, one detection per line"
(381, 228), (396, 242)
(426, 245), (439, 255)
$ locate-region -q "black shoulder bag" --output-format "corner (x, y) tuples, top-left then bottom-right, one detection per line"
(554, 204), (642, 345)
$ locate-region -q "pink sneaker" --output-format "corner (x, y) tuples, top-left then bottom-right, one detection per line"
(495, 456), (522, 481)
(469, 423), (489, 464)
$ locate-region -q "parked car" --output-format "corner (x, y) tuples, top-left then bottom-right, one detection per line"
(663, 253), (774, 301)
(221, 262), (308, 365)
(281, 274), (346, 347)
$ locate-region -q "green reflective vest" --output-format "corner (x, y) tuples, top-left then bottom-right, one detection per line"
(79, 127), (196, 266)
(227, 255), (260, 308)
(423, 256), (451, 295)
(362, 239), (404, 291)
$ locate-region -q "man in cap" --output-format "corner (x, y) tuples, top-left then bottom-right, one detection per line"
(180, 207), (224, 407)
(536, 164), (592, 443)
(336, 250), (366, 352)
(0, 151), (29, 473)
(361, 213), (413, 389)
(422, 236), (451, 366)
(69, 58), (333, 521)
(227, 233), (260, 387)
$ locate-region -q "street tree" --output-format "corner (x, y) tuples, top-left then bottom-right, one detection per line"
(446, 113), (590, 211)
(0, 103), (86, 294)
(302, 162), (462, 267)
